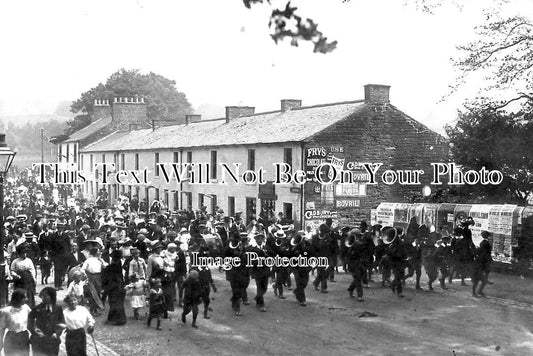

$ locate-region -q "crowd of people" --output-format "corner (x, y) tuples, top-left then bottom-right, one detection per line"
(0, 169), (494, 355)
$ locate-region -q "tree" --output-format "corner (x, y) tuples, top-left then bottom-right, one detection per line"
(445, 104), (533, 204)
(68, 69), (192, 135)
(409, 0), (533, 107)
(242, 0), (337, 53)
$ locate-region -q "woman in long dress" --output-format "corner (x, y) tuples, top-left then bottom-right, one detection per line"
(10, 244), (36, 307)
(102, 250), (127, 325)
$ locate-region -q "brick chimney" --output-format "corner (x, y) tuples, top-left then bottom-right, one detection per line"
(280, 99), (302, 112)
(225, 106), (255, 123)
(185, 114), (201, 125)
(93, 99), (111, 120)
(364, 84), (390, 104)
(111, 97), (147, 130)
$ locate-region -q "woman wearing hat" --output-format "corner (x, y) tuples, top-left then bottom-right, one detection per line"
(101, 250), (127, 325)
(147, 242), (165, 280)
(80, 248), (106, 316)
(28, 287), (65, 356)
(10, 244), (37, 307)
(161, 243), (178, 316)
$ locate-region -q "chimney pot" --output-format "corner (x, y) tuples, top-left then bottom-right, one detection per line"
(280, 99), (302, 112)
(225, 106), (255, 123)
(364, 84), (390, 104)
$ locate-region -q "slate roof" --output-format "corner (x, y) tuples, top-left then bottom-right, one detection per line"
(65, 116), (112, 142)
(81, 101), (367, 152)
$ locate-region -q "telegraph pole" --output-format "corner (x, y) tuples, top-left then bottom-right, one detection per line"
(40, 127), (44, 163)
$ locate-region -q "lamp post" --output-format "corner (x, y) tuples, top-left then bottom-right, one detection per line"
(0, 134), (16, 306)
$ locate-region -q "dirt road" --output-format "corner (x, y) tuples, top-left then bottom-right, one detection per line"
(79, 269), (533, 356)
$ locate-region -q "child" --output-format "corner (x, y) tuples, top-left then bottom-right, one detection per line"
(181, 270), (202, 328)
(125, 273), (148, 320)
(147, 278), (164, 330)
(40, 250), (52, 285)
(67, 270), (86, 305)
(198, 266), (217, 319)
(62, 295), (95, 356)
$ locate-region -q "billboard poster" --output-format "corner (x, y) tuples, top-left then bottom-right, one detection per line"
(374, 203), (397, 227)
(469, 204), (491, 246)
(436, 203), (457, 232)
(408, 203), (424, 225)
(393, 203), (411, 229)
(422, 204), (440, 230)
(303, 144), (371, 228)
(453, 204), (472, 228)
(303, 209), (339, 232)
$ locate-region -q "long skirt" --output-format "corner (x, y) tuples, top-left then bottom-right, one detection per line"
(161, 275), (175, 312)
(65, 328), (86, 356)
(107, 289), (127, 325)
(13, 270), (36, 307)
(4, 330), (30, 356)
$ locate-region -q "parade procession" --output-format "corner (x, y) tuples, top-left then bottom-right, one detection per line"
(3, 0), (533, 355)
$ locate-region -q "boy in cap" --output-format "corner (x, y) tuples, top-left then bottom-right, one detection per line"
(181, 270), (202, 328)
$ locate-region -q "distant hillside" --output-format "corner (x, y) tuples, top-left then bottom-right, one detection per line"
(0, 114), (71, 126)
(0, 118), (68, 168)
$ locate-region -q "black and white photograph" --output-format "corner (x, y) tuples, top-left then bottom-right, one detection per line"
(0, 0), (533, 355)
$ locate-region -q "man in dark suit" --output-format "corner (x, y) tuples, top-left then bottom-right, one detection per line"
(312, 220), (333, 293)
(50, 224), (71, 290)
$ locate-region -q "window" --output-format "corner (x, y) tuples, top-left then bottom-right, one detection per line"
(174, 192), (179, 210)
(90, 155), (93, 172)
(114, 154), (118, 169)
(248, 149), (255, 171)
(121, 154), (125, 170)
(66, 145), (70, 162)
(198, 193), (204, 209)
(164, 190), (169, 207)
(145, 187), (150, 202)
(246, 197), (257, 223)
(210, 194), (217, 215)
(155, 153), (160, 177)
(228, 196), (235, 217)
(210, 151), (217, 179)
(284, 148), (292, 169)
(335, 182), (366, 197)
(114, 184), (119, 199)
(173, 152), (179, 163)
(283, 203), (293, 222)
(58, 145), (62, 162)
(102, 154), (105, 164)
(186, 151), (193, 176)
(135, 154), (139, 170)
(80, 155), (84, 171)
(90, 182), (94, 195)
(155, 188), (160, 201)
(184, 192), (192, 211)
(73, 144), (77, 163)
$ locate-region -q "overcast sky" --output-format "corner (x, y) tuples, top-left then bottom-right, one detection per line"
(0, 0), (528, 134)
